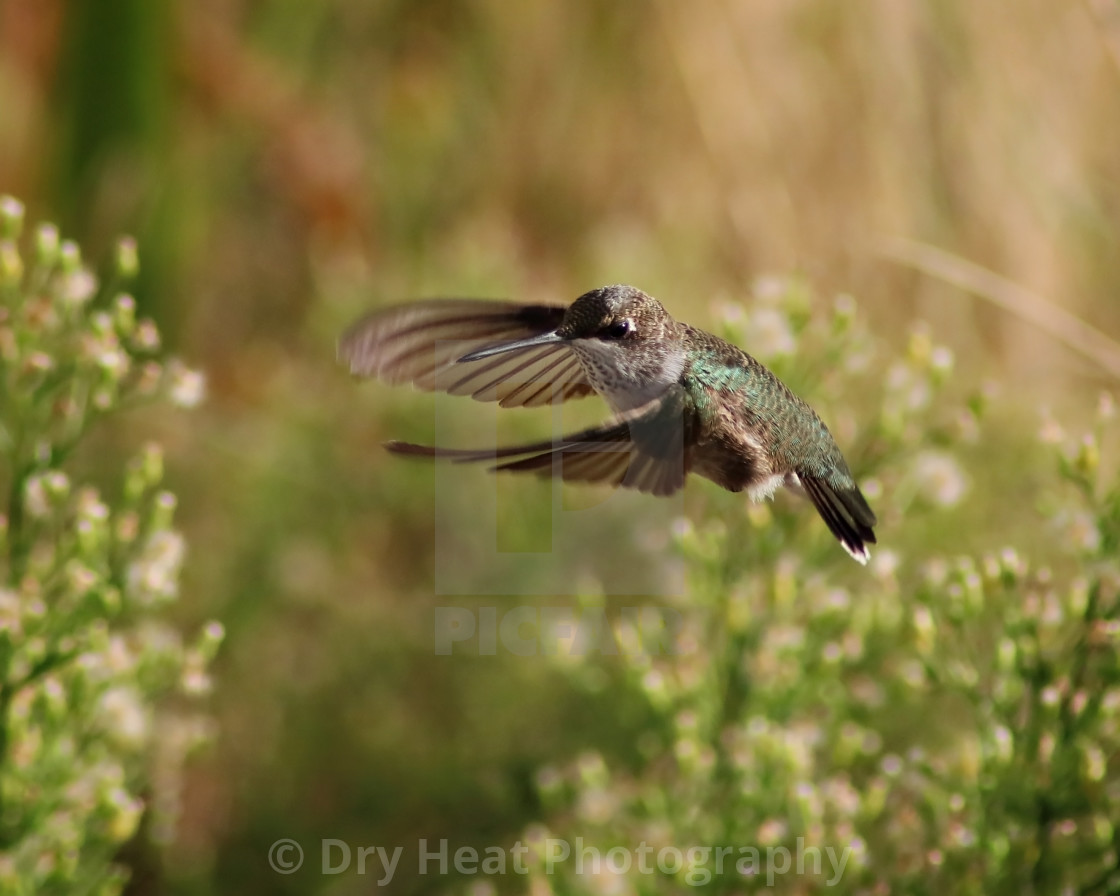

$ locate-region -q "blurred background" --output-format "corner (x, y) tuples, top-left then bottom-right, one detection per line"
(1, 0), (1119, 893)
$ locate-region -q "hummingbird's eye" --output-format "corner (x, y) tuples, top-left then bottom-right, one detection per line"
(604, 320), (632, 339)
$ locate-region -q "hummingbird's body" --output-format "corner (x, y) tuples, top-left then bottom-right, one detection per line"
(339, 285), (877, 563)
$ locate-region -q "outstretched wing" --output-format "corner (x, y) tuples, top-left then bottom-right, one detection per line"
(338, 300), (594, 408)
(386, 387), (695, 497)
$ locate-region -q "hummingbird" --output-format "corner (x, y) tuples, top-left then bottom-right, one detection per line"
(338, 284), (877, 563)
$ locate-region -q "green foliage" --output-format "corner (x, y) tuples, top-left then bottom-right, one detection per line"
(0, 197), (218, 895)
(509, 281), (1120, 895)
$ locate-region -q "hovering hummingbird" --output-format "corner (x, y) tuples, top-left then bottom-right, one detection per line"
(338, 284), (877, 563)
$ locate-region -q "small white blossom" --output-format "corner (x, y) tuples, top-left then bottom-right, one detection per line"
(24, 476), (51, 519)
(180, 666), (213, 697)
(992, 725), (1014, 762)
(0, 589), (21, 636)
(715, 299), (745, 324)
(576, 787), (618, 825)
(127, 531), (186, 605)
(132, 319), (161, 352)
(97, 346), (130, 379)
(0, 195), (24, 222)
(825, 776), (862, 815)
(116, 237), (139, 278)
(833, 292), (857, 317)
(756, 818), (788, 846)
(1098, 391), (1115, 421)
(1084, 745), (1107, 781)
(66, 561), (98, 596)
(746, 308), (796, 357)
(1038, 409), (1065, 445)
(98, 686), (150, 749)
(913, 451), (969, 507)
(930, 345), (954, 375)
(885, 362), (931, 412)
(105, 787), (144, 841)
(752, 275), (788, 302)
(669, 517), (693, 541)
(36, 222), (59, 257)
(63, 270), (98, 305)
(77, 634), (135, 681)
(535, 765), (563, 794)
(167, 362), (206, 408)
(871, 549), (900, 580)
(75, 487), (109, 523)
(24, 351), (54, 375)
(641, 669), (665, 696)
(1062, 511), (1101, 553)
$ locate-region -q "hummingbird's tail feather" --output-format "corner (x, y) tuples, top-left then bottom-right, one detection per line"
(799, 474), (878, 565)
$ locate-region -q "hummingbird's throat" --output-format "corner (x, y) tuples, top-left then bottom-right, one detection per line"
(571, 339), (687, 415)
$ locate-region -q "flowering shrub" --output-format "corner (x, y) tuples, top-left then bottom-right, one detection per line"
(517, 281), (1120, 894)
(0, 197), (219, 895)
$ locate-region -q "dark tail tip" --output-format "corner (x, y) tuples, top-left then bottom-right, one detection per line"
(799, 473), (878, 565)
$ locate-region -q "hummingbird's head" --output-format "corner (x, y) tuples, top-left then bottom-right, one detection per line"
(557, 285), (686, 412)
(556, 284), (676, 343)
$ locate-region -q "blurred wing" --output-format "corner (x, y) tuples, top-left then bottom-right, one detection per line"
(338, 300), (594, 407)
(386, 386), (694, 497)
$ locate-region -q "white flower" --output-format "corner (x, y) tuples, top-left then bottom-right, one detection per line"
(1038, 409), (1065, 445)
(97, 346), (130, 379)
(1062, 511), (1101, 553)
(0, 589), (20, 636)
(127, 531), (186, 604)
(992, 725), (1013, 761)
(167, 362), (206, 408)
(746, 308), (796, 357)
(180, 666), (213, 697)
(75, 487), (109, 522)
(66, 560), (98, 596)
(133, 319), (161, 352)
(0, 195), (24, 221)
(930, 345), (954, 375)
(24, 476), (51, 518)
(576, 787), (617, 825)
(105, 787), (144, 841)
(756, 818), (788, 846)
(885, 362), (932, 413)
(871, 549), (900, 580)
(752, 275), (787, 303)
(913, 451), (969, 507)
(98, 686), (150, 749)
(1099, 392), (1116, 421)
(715, 300), (745, 325)
(63, 270), (98, 305)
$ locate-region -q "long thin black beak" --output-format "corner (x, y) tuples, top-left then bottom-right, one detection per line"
(457, 330), (565, 363)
